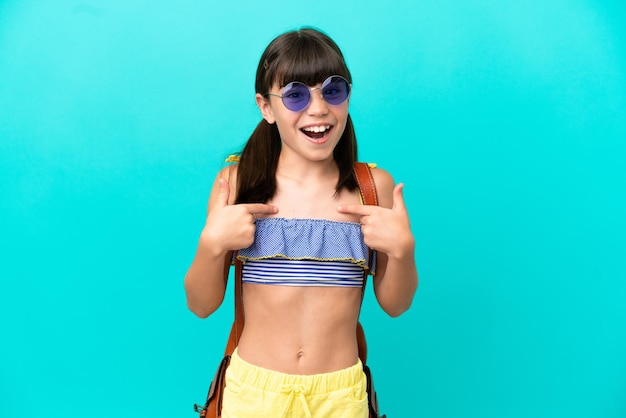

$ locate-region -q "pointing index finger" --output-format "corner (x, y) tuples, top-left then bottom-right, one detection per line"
(241, 203), (279, 215)
(337, 204), (375, 217)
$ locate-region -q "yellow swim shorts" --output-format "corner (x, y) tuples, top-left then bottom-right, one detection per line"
(221, 348), (368, 418)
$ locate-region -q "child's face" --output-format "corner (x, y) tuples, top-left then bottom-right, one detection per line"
(256, 78), (350, 164)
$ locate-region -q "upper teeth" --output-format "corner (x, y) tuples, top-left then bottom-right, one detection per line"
(303, 125), (331, 133)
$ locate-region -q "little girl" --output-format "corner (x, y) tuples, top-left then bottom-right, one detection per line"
(185, 27), (418, 418)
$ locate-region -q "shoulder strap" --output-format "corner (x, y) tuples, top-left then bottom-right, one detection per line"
(353, 162), (378, 282)
(223, 257), (244, 355)
(353, 163), (379, 365)
(354, 162), (378, 206)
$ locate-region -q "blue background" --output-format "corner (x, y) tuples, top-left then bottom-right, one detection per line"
(1, 1), (625, 417)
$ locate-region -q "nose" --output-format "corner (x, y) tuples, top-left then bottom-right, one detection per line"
(306, 88), (328, 116)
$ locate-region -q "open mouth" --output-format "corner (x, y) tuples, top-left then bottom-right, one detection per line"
(301, 125), (332, 140)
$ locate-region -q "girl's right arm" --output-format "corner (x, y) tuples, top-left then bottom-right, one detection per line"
(184, 166), (278, 318)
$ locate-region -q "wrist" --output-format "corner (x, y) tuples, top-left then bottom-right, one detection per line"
(199, 229), (229, 259)
(388, 235), (415, 262)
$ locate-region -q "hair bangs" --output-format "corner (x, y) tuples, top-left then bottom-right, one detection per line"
(269, 31), (351, 89)
(275, 53), (349, 89)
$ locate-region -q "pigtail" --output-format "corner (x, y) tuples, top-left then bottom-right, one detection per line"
(334, 114), (359, 195)
(235, 120), (281, 204)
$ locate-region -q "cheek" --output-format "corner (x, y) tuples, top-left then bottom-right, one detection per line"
(336, 103), (349, 120)
(274, 109), (300, 129)
(273, 114), (301, 138)
(336, 109), (349, 129)
(334, 123), (348, 141)
(335, 109), (350, 137)
(275, 112), (295, 126)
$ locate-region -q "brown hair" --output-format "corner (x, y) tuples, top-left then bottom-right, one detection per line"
(235, 28), (358, 204)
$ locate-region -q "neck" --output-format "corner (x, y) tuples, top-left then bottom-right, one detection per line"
(276, 153), (338, 183)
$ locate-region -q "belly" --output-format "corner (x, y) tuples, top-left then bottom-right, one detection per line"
(237, 283), (363, 374)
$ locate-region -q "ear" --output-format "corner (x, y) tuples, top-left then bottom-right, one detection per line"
(256, 93), (276, 124)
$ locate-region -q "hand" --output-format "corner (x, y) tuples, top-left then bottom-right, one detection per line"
(202, 178), (278, 254)
(337, 183), (414, 260)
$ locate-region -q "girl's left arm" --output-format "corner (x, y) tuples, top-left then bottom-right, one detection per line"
(337, 168), (418, 317)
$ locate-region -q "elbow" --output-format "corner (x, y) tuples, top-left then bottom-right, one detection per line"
(379, 281), (417, 318)
(184, 287), (223, 319)
(386, 309), (405, 318)
(186, 299), (221, 319)
(187, 302), (212, 319)
(383, 300), (413, 318)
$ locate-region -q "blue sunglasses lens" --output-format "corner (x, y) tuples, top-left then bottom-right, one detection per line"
(281, 82), (310, 111)
(281, 76), (350, 111)
(322, 76), (350, 106)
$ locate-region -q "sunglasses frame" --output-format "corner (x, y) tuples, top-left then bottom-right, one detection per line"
(266, 75), (351, 112)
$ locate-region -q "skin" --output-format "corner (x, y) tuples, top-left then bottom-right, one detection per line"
(184, 80), (418, 375)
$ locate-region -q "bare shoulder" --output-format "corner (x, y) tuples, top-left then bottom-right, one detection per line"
(222, 163), (239, 191)
(370, 166), (395, 209)
(207, 164), (239, 212)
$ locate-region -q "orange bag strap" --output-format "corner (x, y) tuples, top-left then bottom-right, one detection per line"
(220, 257), (243, 356)
(352, 162), (378, 365)
(354, 162), (379, 207)
(353, 162), (378, 272)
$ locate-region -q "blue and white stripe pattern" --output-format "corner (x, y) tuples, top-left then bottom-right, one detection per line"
(237, 218), (376, 287)
(242, 259), (365, 287)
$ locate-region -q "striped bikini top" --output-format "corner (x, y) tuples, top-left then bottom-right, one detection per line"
(236, 218), (376, 288)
